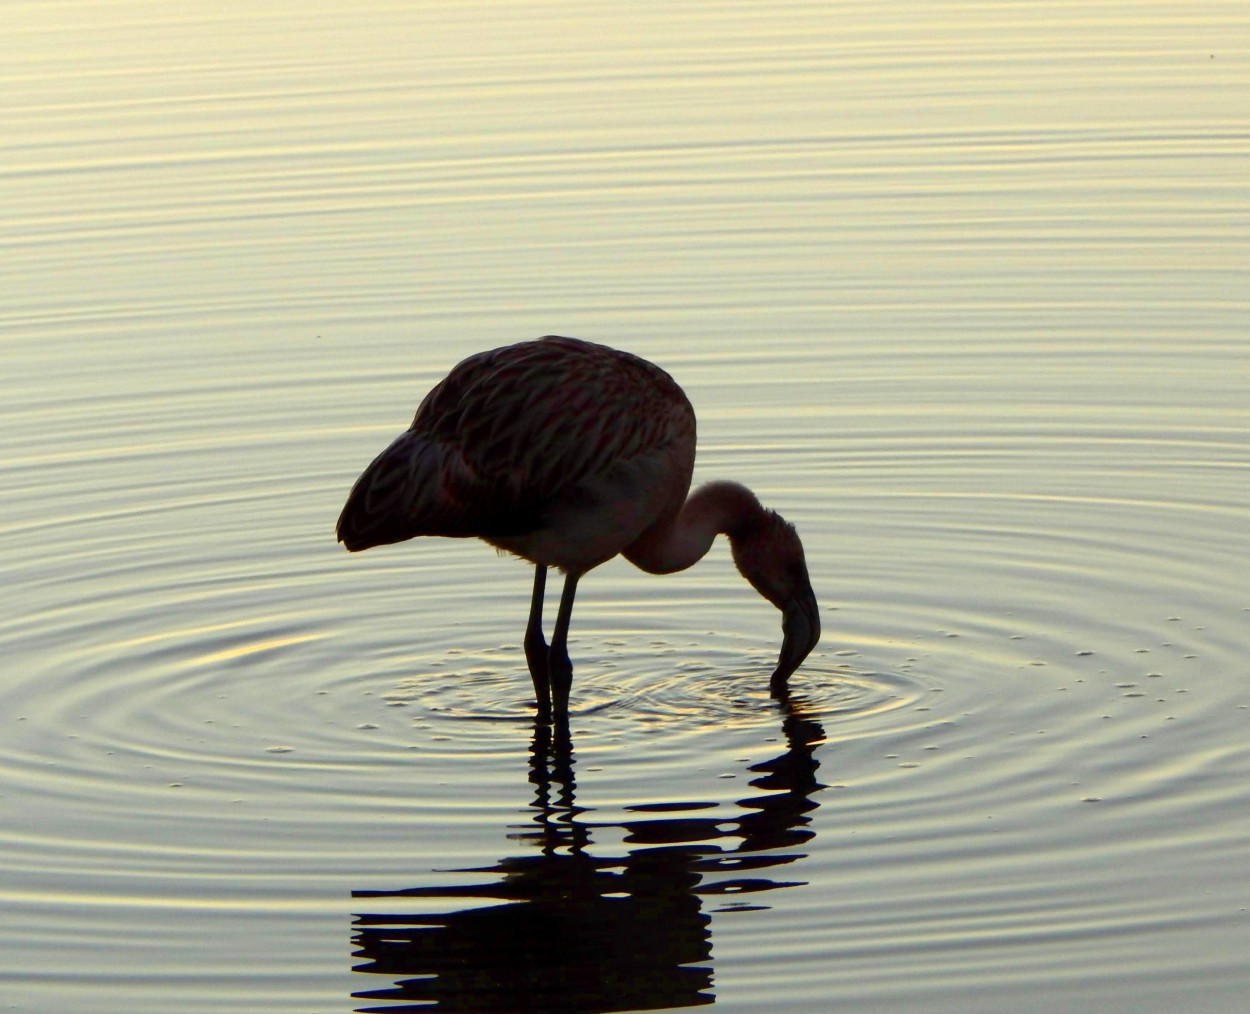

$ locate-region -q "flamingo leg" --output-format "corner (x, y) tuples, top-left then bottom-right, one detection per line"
(548, 571), (580, 718)
(524, 565), (551, 718)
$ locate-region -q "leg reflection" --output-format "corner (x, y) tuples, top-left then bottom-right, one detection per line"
(351, 699), (826, 1013)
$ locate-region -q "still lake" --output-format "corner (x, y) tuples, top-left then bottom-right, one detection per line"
(3, 2), (1249, 1011)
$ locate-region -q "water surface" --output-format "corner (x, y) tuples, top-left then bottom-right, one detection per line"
(2, 3), (1249, 1012)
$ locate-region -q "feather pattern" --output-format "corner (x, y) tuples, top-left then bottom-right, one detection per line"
(336, 336), (695, 564)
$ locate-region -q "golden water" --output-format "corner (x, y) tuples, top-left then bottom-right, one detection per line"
(3, 3), (1248, 1011)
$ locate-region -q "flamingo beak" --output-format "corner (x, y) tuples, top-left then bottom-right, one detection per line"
(770, 581), (820, 694)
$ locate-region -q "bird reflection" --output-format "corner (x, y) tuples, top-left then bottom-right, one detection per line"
(351, 696), (826, 1013)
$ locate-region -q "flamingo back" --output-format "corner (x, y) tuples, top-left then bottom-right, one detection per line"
(337, 337), (695, 560)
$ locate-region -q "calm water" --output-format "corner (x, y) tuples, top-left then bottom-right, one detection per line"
(3, 3), (1249, 1012)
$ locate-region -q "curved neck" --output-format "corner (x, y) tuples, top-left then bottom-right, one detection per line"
(623, 481), (763, 575)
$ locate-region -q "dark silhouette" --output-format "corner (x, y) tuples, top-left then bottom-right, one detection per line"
(337, 336), (819, 720)
(351, 694), (827, 1012)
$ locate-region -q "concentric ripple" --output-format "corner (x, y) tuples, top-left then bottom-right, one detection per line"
(3, 356), (1249, 1014)
(4, 3), (1250, 1011)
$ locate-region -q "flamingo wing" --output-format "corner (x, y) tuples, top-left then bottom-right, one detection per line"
(337, 337), (693, 552)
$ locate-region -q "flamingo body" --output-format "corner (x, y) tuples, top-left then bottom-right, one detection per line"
(338, 336), (819, 720)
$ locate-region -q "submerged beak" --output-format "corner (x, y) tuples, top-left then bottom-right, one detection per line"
(770, 581), (820, 695)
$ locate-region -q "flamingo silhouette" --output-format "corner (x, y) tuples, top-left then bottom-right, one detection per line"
(337, 336), (819, 720)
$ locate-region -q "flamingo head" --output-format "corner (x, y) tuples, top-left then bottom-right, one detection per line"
(729, 510), (821, 694)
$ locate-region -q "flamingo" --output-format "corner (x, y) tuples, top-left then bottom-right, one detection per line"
(337, 336), (819, 720)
